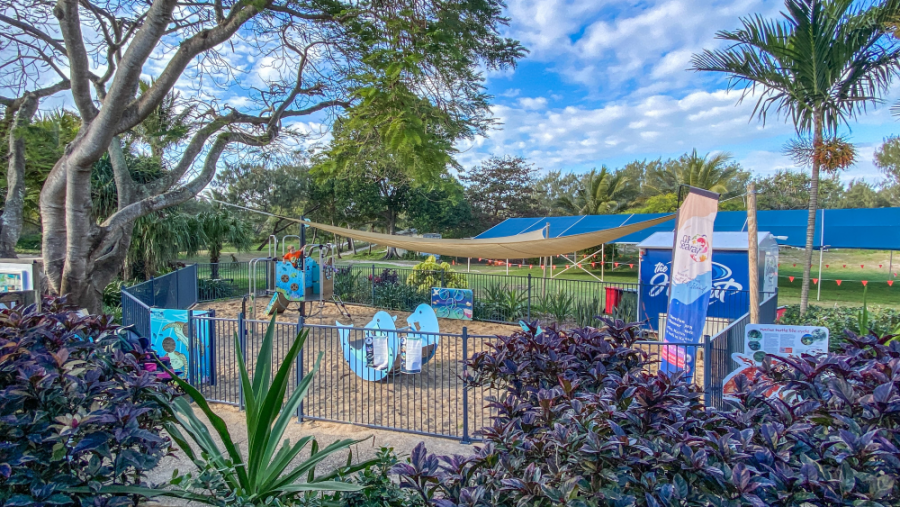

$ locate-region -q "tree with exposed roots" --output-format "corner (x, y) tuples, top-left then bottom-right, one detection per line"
(692, 0), (900, 315)
(0, 0), (524, 311)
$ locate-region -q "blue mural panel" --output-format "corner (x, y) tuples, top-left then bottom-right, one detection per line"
(149, 309), (213, 382)
(275, 260), (305, 301)
(430, 287), (473, 320)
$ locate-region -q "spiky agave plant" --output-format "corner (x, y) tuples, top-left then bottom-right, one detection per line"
(78, 315), (370, 503)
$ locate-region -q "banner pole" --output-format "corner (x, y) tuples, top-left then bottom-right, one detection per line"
(747, 183), (759, 324)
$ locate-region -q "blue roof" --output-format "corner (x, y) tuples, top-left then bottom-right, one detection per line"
(474, 208), (900, 250)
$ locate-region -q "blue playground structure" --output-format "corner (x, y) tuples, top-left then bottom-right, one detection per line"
(336, 303), (441, 381)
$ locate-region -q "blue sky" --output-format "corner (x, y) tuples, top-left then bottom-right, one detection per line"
(454, 0), (900, 182)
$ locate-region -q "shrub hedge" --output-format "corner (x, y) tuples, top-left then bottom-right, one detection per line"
(395, 319), (900, 506)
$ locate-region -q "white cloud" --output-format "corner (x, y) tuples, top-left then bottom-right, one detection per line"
(518, 96), (548, 110)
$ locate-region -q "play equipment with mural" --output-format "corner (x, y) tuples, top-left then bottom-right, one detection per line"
(149, 308), (214, 382)
(431, 287), (473, 320)
(336, 304), (441, 381)
(249, 235), (344, 319)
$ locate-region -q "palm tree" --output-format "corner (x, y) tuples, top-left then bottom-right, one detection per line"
(198, 206), (254, 278)
(644, 150), (744, 197)
(692, 0), (900, 314)
(555, 167), (630, 215)
(127, 211), (204, 280)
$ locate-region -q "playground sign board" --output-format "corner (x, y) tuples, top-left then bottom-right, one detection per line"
(722, 324), (829, 402)
(431, 287), (473, 320)
(743, 324), (829, 364)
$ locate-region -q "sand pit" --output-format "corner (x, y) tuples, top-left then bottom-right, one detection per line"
(188, 299), (705, 441)
(191, 299), (514, 440)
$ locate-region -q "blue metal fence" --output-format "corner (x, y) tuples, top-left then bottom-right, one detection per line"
(121, 264), (198, 337)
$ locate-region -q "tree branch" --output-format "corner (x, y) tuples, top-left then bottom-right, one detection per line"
(52, 0), (97, 121)
(94, 130), (272, 258)
(119, 0), (272, 133)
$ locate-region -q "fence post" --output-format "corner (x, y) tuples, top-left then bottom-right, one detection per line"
(441, 269), (446, 288)
(371, 264), (376, 305)
(527, 274), (532, 321)
(238, 312), (246, 411)
(175, 268), (182, 309)
(150, 276), (155, 307)
(296, 313), (305, 422)
(703, 334), (711, 408)
(461, 326), (470, 444)
(187, 309), (195, 386)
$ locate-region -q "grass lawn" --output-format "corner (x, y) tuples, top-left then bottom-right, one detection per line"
(182, 244), (898, 309)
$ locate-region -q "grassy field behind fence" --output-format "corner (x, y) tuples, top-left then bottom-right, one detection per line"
(185, 246), (899, 309)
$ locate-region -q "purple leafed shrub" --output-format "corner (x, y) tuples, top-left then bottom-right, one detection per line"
(395, 320), (900, 506)
(0, 298), (178, 507)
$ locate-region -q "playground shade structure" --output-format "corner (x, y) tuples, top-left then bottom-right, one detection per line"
(474, 208), (900, 250)
(306, 215), (675, 257)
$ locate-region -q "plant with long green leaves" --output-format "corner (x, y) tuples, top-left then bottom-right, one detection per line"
(692, 0), (900, 315)
(78, 315), (370, 504)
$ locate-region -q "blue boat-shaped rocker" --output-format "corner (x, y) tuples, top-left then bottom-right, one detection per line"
(337, 304), (440, 381)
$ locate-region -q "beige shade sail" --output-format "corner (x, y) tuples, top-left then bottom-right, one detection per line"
(305, 214), (674, 258)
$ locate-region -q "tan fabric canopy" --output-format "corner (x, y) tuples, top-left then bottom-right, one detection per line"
(306, 214), (674, 258)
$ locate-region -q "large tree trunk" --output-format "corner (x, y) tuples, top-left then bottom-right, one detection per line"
(800, 111), (823, 315)
(382, 212), (399, 260)
(0, 94), (41, 258)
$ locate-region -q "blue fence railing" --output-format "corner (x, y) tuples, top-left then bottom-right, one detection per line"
(121, 264), (198, 337)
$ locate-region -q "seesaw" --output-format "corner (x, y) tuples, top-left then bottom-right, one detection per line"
(336, 304), (440, 382)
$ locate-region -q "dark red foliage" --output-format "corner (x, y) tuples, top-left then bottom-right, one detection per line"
(0, 297), (178, 507)
(395, 320), (900, 506)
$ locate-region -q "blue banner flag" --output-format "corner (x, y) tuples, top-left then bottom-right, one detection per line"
(660, 187), (719, 375)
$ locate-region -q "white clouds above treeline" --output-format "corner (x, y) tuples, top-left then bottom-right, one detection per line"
(461, 0), (899, 182)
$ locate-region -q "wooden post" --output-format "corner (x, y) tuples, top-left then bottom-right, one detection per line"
(747, 182), (760, 324)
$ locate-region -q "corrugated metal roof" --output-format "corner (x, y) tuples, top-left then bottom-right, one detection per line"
(474, 208), (900, 250)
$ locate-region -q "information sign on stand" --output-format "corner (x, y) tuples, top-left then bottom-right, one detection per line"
(723, 324), (829, 401)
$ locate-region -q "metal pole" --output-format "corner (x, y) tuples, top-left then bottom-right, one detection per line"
(817, 208), (825, 302)
(506, 259), (509, 275)
(817, 248), (824, 301)
(238, 311), (245, 411)
(601, 245), (605, 281)
(296, 313), (304, 421)
(527, 274), (532, 320)
(467, 257), (470, 273)
(702, 334), (711, 407)
(371, 264), (376, 305)
(461, 326), (470, 444)
(747, 182), (760, 324)
(187, 310), (195, 386)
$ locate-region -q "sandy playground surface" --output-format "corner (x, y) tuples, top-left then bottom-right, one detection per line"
(194, 298), (519, 337)
(188, 299), (704, 444)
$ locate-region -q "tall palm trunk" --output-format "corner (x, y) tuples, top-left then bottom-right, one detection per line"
(800, 111), (823, 315)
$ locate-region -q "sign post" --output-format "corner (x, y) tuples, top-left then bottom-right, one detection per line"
(660, 187), (719, 375)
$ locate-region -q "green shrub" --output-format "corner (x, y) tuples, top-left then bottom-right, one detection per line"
(572, 296), (602, 327)
(198, 278), (234, 301)
(779, 303), (900, 350)
(476, 282), (527, 321)
(109, 316), (371, 504)
(406, 256), (467, 290)
(535, 290), (574, 323)
(305, 448), (425, 507)
(103, 278), (125, 308)
(15, 233), (41, 251)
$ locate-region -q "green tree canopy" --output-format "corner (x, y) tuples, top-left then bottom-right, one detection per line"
(692, 0), (900, 313)
(460, 156), (542, 227)
(554, 167), (631, 215)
